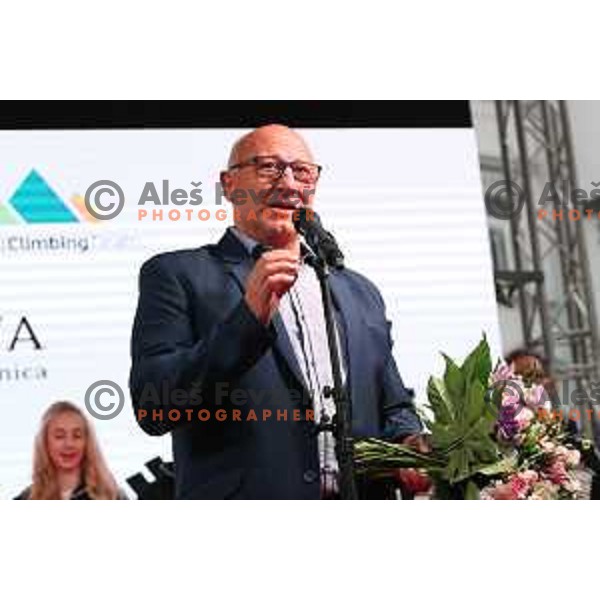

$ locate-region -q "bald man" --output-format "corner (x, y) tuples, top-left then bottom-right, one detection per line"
(130, 124), (424, 499)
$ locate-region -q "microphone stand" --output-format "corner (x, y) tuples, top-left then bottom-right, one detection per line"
(304, 250), (358, 500)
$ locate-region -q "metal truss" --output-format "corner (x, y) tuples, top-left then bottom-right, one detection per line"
(493, 101), (600, 421)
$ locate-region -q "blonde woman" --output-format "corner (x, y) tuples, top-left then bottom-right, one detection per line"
(15, 400), (127, 500)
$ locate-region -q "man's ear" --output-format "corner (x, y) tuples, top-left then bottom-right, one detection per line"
(220, 170), (232, 200)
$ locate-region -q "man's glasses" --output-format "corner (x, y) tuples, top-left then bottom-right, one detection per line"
(228, 155), (322, 184)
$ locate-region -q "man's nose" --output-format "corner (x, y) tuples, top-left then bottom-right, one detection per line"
(275, 166), (300, 190)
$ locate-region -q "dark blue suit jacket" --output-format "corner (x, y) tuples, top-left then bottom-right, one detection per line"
(129, 229), (421, 499)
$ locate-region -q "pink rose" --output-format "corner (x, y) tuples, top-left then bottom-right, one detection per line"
(509, 473), (536, 499)
(492, 364), (515, 384)
(520, 470), (539, 485)
(515, 407), (535, 430)
(502, 388), (522, 408)
(545, 459), (569, 485)
(524, 385), (549, 409)
(488, 482), (519, 500)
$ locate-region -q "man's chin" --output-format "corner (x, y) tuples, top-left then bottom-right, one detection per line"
(261, 220), (297, 248)
(235, 215), (298, 248)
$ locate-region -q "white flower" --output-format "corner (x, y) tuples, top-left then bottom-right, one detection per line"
(524, 384), (550, 410)
(566, 449), (581, 467)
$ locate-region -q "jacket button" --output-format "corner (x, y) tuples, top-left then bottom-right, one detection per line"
(303, 469), (318, 483)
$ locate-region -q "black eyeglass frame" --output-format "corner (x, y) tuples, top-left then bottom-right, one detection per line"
(228, 155), (323, 183)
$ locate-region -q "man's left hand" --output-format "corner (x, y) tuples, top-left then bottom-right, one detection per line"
(402, 433), (431, 454)
(396, 434), (432, 496)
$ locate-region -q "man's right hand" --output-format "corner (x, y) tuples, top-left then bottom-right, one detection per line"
(244, 249), (300, 325)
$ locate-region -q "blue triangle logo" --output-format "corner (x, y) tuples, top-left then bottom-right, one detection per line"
(8, 169), (78, 223)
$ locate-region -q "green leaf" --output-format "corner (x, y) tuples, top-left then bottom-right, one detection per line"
(354, 337), (504, 495)
(426, 376), (454, 424)
(476, 455), (517, 476)
(464, 480), (480, 500)
(442, 354), (466, 408)
(461, 335), (492, 388)
(465, 379), (486, 426)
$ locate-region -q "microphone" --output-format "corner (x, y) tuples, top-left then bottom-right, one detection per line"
(293, 208), (345, 269)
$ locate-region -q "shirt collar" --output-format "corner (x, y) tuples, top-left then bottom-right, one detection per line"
(229, 226), (312, 263)
(229, 226), (260, 257)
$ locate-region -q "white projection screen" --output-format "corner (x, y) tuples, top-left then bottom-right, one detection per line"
(0, 102), (501, 498)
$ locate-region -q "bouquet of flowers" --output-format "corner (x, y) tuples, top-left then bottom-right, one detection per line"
(353, 337), (587, 499)
(479, 365), (583, 499)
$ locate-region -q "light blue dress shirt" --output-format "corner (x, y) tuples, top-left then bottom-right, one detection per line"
(230, 226), (344, 495)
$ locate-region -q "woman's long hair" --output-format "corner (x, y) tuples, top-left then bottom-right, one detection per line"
(30, 400), (119, 500)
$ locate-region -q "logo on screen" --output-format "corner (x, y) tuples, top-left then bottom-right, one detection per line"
(0, 169), (99, 225)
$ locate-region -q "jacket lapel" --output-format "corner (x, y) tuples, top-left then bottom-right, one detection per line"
(328, 271), (358, 403)
(213, 229), (309, 396)
(270, 312), (310, 394)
